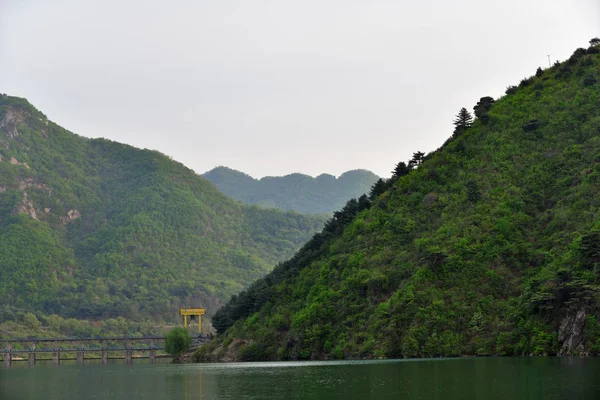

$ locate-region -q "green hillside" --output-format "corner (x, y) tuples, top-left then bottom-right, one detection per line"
(202, 41), (600, 360)
(203, 166), (379, 214)
(0, 95), (326, 326)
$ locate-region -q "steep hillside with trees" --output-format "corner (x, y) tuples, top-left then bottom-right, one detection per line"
(203, 166), (379, 214)
(202, 40), (600, 360)
(0, 96), (326, 326)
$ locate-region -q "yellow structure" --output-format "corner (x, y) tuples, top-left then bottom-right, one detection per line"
(179, 308), (206, 333)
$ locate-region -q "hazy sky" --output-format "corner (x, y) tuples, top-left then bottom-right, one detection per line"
(1, 1), (598, 178)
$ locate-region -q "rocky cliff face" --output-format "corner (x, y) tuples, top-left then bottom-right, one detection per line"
(558, 309), (587, 355)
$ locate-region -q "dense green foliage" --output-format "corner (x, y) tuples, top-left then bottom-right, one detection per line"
(202, 167), (379, 214)
(209, 43), (600, 360)
(165, 327), (191, 358)
(0, 95), (326, 328)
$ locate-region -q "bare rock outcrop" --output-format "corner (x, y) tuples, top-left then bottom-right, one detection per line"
(18, 178), (51, 194)
(0, 109), (24, 127)
(16, 192), (38, 220)
(195, 338), (249, 363)
(558, 309), (587, 355)
(9, 157), (29, 169)
(0, 109), (24, 139)
(61, 209), (81, 224)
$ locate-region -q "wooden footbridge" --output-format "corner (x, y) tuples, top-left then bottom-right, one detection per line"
(0, 336), (165, 367)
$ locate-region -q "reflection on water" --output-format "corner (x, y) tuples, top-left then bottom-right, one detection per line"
(1, 357), (600, 399)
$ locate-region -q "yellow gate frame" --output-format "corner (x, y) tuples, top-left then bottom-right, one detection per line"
(179, 308), (206, 333)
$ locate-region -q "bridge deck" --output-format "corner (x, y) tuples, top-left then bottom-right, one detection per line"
(2, 346), (164, 353)
(0, 336), (165, 343)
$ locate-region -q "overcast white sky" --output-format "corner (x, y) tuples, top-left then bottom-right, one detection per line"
(1, 1), (598, 178)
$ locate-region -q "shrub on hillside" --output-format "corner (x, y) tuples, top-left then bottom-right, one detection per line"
(584, 75), (597, 87)
(473, 96), (495, 124)
(522, 119), (541, 132)
(519, 77), (533, 88)
(505, 86), (517, 95)
(568, 48), (587, 65)
(536, 67), (543, 77)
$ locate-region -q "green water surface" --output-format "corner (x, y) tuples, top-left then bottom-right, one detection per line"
(1, 357), (599, 399)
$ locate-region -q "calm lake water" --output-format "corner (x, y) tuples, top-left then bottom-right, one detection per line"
(1, 357), (599, 399)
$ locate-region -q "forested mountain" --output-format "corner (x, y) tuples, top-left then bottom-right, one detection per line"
(203, 166), (379, 214)
(201, 40), (600, 361)
(0, 95), (326, 325)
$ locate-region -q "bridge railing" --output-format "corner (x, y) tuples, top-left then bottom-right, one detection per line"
(0, 336), (165, 343)
(3, 346), (164, 353)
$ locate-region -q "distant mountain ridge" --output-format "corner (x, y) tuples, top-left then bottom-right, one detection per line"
(203, 166), (380, 214)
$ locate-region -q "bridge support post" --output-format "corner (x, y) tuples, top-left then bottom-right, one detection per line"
(76, 348), (84, 365)
(126, 349), (133, 364)
(3, 348), (11, 368)
(101, 341), (108, 364)
(28, 342), (36, 367)
(149, 338), (156, 363)
(125, 338), (133, 364)
(28, 351), (36, 367)
(52, 349), (61, 366)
